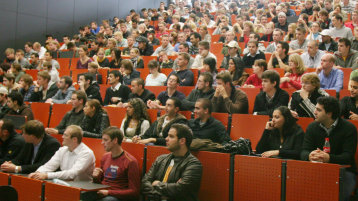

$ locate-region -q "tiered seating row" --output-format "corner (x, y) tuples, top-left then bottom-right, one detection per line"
(0, 141), (347, 201)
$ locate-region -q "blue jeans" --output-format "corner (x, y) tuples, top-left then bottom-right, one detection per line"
(97, 196), (120, 201)
(342, 170), (356, 201)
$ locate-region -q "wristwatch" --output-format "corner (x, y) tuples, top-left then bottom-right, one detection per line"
(15, 166), (19, 173)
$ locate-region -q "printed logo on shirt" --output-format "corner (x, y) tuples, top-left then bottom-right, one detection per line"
(104, 165), (119, 180)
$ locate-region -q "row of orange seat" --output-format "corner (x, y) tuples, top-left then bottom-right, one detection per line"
(0, 140), (346, 201)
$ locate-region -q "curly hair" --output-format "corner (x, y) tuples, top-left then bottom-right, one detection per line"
(123, 98), (150, 136)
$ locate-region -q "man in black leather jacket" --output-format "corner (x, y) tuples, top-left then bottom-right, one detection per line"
(142, 123), (203, 201)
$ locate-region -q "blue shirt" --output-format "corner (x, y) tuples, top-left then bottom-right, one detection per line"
(318, 68), (343, 92)
(174, 41), (192, 52)
(32, 140), (43, 164)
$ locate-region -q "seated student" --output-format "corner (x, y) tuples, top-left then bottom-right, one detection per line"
(30, 71), (59, 102)
(212, 71), (249, 114)
(166, 53), (194, 86)
(256, 106), (304, 159)
(92, 127), (140, 201)
(301, 97), (357, 201)
(10, 63), (25, 83)
(158, 50), (174, 69)
(145, 60), (167, 86)
(29, 125), (95, 181)
(133, 97), (187, 145)
(76, 45), (93, 69)
(253, 70), (290, 117)
(333, 38), (358, 69)
(0, 119), (25, 165)
(109, 48), (122, 69)
(228, 57), (245, 86)
(127, 78), (155, 105)
(120, 98), (150, 140)
(0, 87), (9, 119)
(104, 70), (131, 105)
(19, 74), (35, 102)
(46, 76), (75, 104)
(81, 99), (110, 138)
(78, 73), (102, 104)
(1, 120), (60, 174)
(147, 74), (186, 110)
(317, 54), (343, 93)
(46, 90), (86, 135)
(142, 123), (202, 201)
(242, 41), (266, 68)
(7, 91), (34, 120)
(3, 48), (15, 64)
(242, 59), (266, 88)
(182, 72), (215, 111)
(129, 48), (144, 69)
(280, 54), (306, 90)
(200, 57), (218, 86)
(189, 99), (230, 144)
(267, 41), (289, 70)
(93, 48), (110, 68)
(42, 61), (60, 84)
(87, 62), (103, 84)
(120, 59), (141, 86)
(289, 73), (329, 118)
(341, 76), (358, 120)
(29, 53), (41, 69)
(40, 51), (60, 70)
(13, 49), (30, 69)
(192, 41), (217, 70)
(3, 73), (20, 94)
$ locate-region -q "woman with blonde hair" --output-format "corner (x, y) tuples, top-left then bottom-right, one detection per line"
(105, 38), (117, 56)
(289, 73), (329, 117)
(199, 25), (211, 43)
(280, 54), (306, 89)
(169, 31), (178, 46)
(239, 21), (255, 44)
(93, 48), (110, 68)
(120, 98), (150, 140)
(284, 23), (297, 42)
(113, 31), (127, 47)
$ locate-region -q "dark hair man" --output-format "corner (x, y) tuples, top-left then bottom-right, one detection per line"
(46, 90), (87, 135)
(104, 70), (131, 105)
(0, 120), (60, 174)
(0, 119), (25, 165)
(7, 91), (34, 120)
(142, 123), (202, 201)
(253, 70), (289, 117)
(301, 96), (357, 201)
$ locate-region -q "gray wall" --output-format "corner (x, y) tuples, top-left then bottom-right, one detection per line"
(0, 0), (162, 59)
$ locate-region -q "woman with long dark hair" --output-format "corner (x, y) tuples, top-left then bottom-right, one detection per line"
(228, 57), (244, 86)
(256, 106), (304, 159)
(109, 49), (122, 69)
(120, 98), (150, 141)
(81, 99), (110, 138)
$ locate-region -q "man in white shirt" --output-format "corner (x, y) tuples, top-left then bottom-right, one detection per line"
(301, 40), (326, 68)
(330, 14), (353, 39)
(28, 125), (95, 181)
(192, 41), (217, 70)
(152, 34), (175, 56)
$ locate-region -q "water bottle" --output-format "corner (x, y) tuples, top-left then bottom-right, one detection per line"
(323, 137), (330, 153)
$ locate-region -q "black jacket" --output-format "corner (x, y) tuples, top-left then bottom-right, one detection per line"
(319, 41), (338, 53)
(289, 89), (328, 118)
(142, 114), (188, 146)
(182, 88), (215, 111)
(0, 130), (25, 164)
(256, 125), (304, 160)
(7, 104), (34, 120)
(341, 96), (358, 119)
(253, 88), (289, 117)
(301, 118), (357, 173)
(55, 109), (85, 134)
(189, 116), (230, 144)
(81, 110), (110, 138)
(142, 151), (202, 201)
(242, 51), (266, 68)
(128, 89), (156, 104)
(12, 134), (60, 174)
(86, 84), (103, 105)
(103, 84), (131, 105)
(139, 44), (154, 56)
